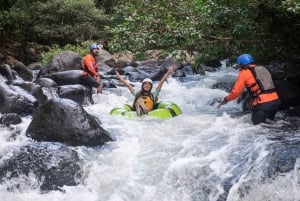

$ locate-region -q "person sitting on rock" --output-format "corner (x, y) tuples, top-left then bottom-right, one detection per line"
(80, 44), (103, 94)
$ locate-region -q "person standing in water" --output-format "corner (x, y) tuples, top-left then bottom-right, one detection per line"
(218, 54), (281, 125)
(116, 66), (174, 116)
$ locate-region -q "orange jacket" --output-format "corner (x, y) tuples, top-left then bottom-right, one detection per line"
(225, 66), (279, 106)
(82, 53), (99, 76)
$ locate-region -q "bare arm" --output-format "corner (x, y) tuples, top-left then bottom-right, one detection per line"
(116, 71), (135, 94)
(156, 66), (174, 91)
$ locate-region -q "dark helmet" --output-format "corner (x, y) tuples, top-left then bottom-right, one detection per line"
(89, 44), (99, 51)
(237, 54), (254, 66)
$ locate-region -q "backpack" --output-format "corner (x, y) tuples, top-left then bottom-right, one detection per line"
(248, 66), (276, 98)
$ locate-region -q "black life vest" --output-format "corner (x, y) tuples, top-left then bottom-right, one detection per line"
(247, 66), (276, 99)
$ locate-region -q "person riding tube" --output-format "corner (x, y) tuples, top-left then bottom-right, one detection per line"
(116, 66), (174, 116)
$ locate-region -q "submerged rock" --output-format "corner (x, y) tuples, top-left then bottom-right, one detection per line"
(0, 142), (82, 192)
(0, 113), (22, 125)
(0, 82), (36, 116)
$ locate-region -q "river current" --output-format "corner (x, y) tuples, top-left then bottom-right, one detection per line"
(0, 64), (299, 201)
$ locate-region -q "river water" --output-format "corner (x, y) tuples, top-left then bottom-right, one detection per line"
(0, 64), (299, 201)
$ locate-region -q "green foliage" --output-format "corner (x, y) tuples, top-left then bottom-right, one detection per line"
(0, 10), (10, 41)
(106, 0), (259, 62)
(41, 44), (62, 65)
(2, 0), (109, 45)
(40, 42), (91, 65)
(94, 0), (117, 14)
(105, 0), (299, 65)
(281, 0), (300, 14)
(0, 0), (299, 69)
(254, 0), (300, 62)
(106, 1), (204, 54)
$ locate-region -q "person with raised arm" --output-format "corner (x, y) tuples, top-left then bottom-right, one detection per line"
(116, 66), (174, 116)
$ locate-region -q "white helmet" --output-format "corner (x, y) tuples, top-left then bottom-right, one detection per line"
(142, 78), (153, 84)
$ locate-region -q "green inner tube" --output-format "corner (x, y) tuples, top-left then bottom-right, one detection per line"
(110, 101), (182, 119)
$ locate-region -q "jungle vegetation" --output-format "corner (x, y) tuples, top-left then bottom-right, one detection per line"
(0, 0), (299, 65)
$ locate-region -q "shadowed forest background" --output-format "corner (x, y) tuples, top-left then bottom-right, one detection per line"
(0, 0), (299, 85)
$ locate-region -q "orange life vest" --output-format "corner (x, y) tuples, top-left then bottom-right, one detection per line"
(82, 53), (99, 76)
(226, 66), (279, 106)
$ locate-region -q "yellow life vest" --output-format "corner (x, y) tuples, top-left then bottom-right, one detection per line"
(133, 92), (156, 116)
(138, 96), (154, 110)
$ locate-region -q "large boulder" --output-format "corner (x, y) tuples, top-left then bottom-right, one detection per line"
(45, 70), (83, 85)
(26, 98), (113, 146)
(11, 80), (48, 105)
(0, 82), (37, 116)
(213, 75), (237, 92)
(98, 49), (115, 64)
(274, 80), (300, 110)
(0, 113), (22, 125)
(13, 62), (32, 81)
(0, 142), (82, 191)
(46, 51), (82, 73)
(34, 77), (58, 87)
(240, 80), (300, 116)
(57, 84), (92, 105)
(0, 64), (15, 82)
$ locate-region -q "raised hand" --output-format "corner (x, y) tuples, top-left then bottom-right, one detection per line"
(167, 66), (174, 75)
(115, 71), (123, 80)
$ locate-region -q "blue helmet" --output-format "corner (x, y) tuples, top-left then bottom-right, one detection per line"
(237, 54), (254, 66)
(89, 44), (99, 51)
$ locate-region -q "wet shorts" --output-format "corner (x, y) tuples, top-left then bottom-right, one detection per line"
(251, 99), (281, 125)
(80, 75), (100, 89)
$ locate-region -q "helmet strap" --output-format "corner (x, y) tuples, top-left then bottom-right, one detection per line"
(240, 64), (247, 69)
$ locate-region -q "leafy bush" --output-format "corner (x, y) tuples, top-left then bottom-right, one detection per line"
(105, 0), (299, 66)
(2, 0), (109, 45)
(1, 0), (299, 69)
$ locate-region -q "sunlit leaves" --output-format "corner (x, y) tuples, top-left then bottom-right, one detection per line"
(281, 0), (300, 14)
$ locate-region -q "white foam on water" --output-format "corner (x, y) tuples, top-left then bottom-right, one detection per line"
(0, 68), (298, 201)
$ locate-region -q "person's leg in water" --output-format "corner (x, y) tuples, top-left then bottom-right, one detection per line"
(95, 76), (103, 93)
(252, 109), (267, 125)
(251, 99), (281, 124)
(80, 75), (102, 104)
(97, 85), (103, 93)
(266, 99), (281, 120)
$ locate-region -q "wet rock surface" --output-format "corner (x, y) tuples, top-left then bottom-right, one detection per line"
(0, 142), (82, 192)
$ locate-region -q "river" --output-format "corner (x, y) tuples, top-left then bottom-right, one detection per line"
(0, 64), (299, 201)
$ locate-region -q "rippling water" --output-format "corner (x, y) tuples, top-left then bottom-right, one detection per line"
(0, 65), (299, 201)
